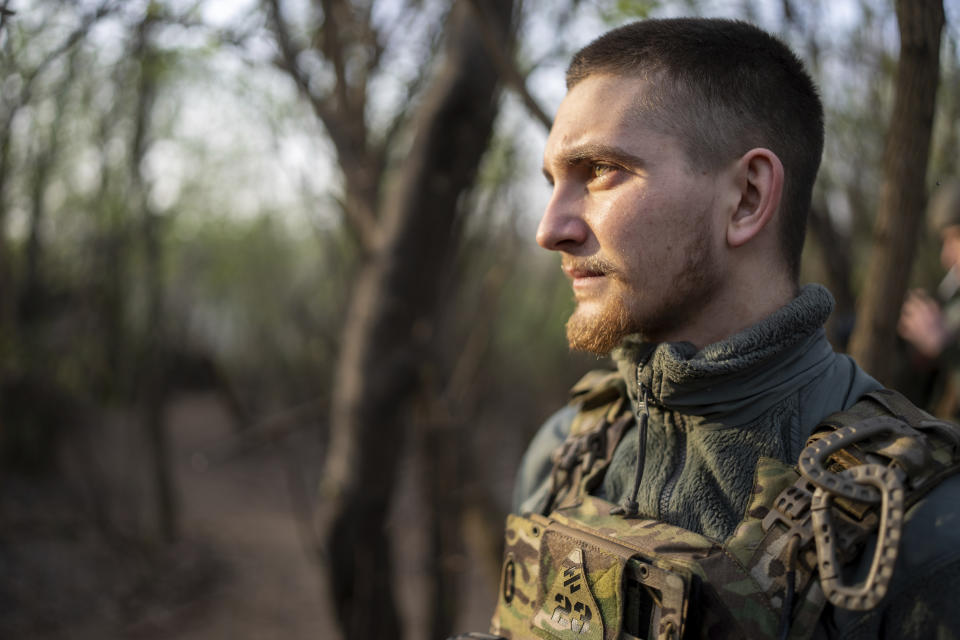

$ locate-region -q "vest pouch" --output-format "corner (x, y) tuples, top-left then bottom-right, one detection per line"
(490, 514), (690, 640)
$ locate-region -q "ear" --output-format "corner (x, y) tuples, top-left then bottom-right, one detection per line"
(726, 148), (784, 248)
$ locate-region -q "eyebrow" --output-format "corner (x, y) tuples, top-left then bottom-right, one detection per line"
(542, 142), (645, 180)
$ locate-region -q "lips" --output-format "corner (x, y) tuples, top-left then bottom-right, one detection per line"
(562, 258), (611, 281)
(562, 259), (613, 293)
(563, 265), (604, 279)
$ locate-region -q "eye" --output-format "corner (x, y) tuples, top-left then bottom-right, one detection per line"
(591, 163), (617, 180)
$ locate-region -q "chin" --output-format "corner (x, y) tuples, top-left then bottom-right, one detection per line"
(565, 302), (632, 355)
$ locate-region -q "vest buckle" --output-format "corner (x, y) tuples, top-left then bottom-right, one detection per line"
(761, 476), (817, 549)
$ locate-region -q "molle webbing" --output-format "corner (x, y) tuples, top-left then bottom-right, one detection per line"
(544, 370), (633, 514)
(492, 373), (960, 639)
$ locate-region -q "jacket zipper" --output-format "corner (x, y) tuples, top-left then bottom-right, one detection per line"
(658, 412), (686, 519)
(611, 362), (652, 517)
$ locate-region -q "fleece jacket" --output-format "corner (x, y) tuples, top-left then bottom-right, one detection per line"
(515, 284), (880, 540)
(512, 283), (960, 638)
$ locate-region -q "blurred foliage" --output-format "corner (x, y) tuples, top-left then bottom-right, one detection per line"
(166, 214), (359, 408)
(0, 0), (956, 491)
(0, 0), (955, 467)
(598, 0), (662, 22)
(0, 0), (959, 635)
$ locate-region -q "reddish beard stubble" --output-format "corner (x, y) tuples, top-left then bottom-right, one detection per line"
(563, 255), (630, 354)
(563, 229), (717, 354)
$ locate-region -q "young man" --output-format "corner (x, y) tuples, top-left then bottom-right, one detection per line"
(463, 18), (960, 640)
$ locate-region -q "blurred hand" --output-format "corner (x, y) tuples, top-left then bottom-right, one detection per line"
(898, 289), (951, 359)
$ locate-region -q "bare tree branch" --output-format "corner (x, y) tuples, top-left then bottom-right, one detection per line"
(372, 6), (448, 162)
(265, 0), (380, 250)
(2, 0), (117, 134)
(318, 0), (350, 112)
(523, 1), (582, 71)
(265, 0), (330, 119)
(466, 0), (552, 129)
(0, 2), (14, 35)
(361, 1), (385, 75)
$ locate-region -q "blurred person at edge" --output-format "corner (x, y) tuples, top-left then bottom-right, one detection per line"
(899, 180), (960, 417)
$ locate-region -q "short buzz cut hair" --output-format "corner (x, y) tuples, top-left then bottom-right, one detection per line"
(567, 18), (824, 282)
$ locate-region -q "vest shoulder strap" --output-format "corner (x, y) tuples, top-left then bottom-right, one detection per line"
(544, 370), (632, 513)
(760, 387), (960, 623)
(567, 369), (628, 436)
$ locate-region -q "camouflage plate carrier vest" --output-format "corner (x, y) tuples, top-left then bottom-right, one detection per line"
(490, 371), (960, 640)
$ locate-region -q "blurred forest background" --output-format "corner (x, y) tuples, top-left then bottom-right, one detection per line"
(0, 0), (957, 638)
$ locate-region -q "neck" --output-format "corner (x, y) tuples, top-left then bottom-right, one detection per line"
(656, 268), (796, 350)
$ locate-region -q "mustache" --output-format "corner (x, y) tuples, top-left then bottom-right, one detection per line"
(562, 256), (619, 276)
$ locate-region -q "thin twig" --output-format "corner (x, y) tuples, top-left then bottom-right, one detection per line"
(466, 0), (552, 129)
(264, 0), (380, 249)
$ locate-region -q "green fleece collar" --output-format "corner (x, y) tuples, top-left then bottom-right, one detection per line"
(613, 284), (837, 423)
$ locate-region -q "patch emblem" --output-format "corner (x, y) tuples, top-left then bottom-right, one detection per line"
(533, 547), (604, 639)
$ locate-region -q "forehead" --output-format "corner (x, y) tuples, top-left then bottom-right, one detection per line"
(544, 74), (669, 165)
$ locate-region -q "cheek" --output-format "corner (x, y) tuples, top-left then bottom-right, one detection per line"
(596, 187), (711, 264)
(591, 194), (642, 247)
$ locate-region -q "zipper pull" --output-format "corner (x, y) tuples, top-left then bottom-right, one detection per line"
(610, 372), (649, 518)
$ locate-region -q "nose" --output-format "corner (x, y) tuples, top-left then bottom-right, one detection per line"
(536, 184), (589, 251)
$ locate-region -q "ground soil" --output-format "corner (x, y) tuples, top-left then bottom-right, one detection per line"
(158, 394), (338, 640)
(1, 392), (503, 639)
(0, 394), (337, 640)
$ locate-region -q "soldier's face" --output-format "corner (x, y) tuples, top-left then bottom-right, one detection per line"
(538, 74), (728, 353)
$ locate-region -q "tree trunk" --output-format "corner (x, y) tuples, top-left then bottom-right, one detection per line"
(131, 8), (177, 544)
(22, 52), (76, 326)
(808, 202), (856, 346)
(317, 1), (513, 637)
(422, 412), (465, 640)
(847, 0), (944, 383)
(0, 80), (20, 391)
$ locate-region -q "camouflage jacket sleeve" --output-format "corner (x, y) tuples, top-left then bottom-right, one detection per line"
(818, 473), (960, 639)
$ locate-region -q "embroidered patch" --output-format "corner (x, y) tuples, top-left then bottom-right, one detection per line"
(533, 546), (604, 639)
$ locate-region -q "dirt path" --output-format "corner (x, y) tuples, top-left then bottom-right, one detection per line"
(157, 393), (499, 640)
(164, 394), (340, 640)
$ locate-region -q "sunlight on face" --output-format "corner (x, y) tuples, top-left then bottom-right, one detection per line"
(539, 75), (725, 353)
